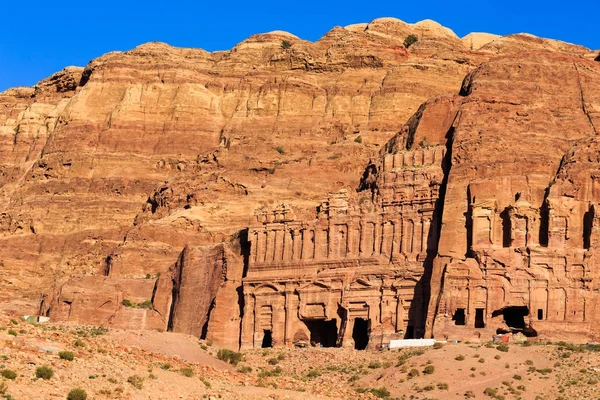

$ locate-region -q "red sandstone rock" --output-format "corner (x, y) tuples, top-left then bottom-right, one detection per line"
(1, 17), (598, 348)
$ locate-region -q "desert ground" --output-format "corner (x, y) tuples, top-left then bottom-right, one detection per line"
(1, 314), (599, 400)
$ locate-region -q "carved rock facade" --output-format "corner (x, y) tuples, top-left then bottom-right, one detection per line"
(242, 146), (446, 348)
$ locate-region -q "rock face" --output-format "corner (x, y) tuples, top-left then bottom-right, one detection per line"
(2, 17), (600, 347)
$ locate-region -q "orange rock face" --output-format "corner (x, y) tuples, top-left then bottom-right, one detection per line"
(2, 18), (600, 348)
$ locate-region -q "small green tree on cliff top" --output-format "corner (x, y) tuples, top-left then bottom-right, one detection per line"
(404, 34), (418, 48)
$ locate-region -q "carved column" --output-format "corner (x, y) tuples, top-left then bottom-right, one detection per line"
(348, 219), (359, 257)
(301, 228), (314, 260)
(359, 219), (367, 257)
(422, 217), (431, 253)
(284, 288), (293, 347)
(240, 291), (256, 350)
(274, 227), (284, 262)
(395, 294), (403, 331)
(256, 230), (266, 263)
(391, 219), (402, 260)
(292, 229), (302, 261)
(283, 228), (293, 262)
(374, 217), (383, 256)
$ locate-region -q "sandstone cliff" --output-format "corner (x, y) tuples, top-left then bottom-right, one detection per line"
(1, 17), (598, 346)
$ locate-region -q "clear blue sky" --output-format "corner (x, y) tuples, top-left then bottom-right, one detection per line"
(1, 0), (598, 92)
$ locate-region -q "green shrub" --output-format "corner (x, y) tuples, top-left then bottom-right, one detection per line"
(306, 368), (321, 378)
(7, 330), (17, 337)
(74, 339), (85, 348)
(0, 380), (7, 394)
(160, 363), (170, 370)
(237, 365), (252, 373)
(67, 388), (87, 400)
(437, 382), (449, 390)
(281, 40), (292, 49)
(274, 146), (285, 155)
(267, 358), (279, 365)
(423, 365), (434, 374)
(0, 369), (17, 380)
(180, 368), (194, 377)
(368, 360), (382, 369)
(35, 365), (54, 380)
(433, 342), (444, 349)
(216, 349), (243, 366)
(496, 343), (509, 352)
(354, 135), (362, 144)
(137, 300), (153, 309)
(59, 351), (75, 361)
(408, 368), (420, 378)
(370, 387), (390, 398)
(455, 355), (465, 361)
(122, 299), (133, 307)
(404, 34), (418, 48)
(513, 374), (522, 380)
(127, 375), (144, 390)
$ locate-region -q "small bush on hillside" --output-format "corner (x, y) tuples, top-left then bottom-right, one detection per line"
(7, 330), (17, 337)
(59, 351), (75, 361)
(35, 366), (54, 380)
(354, 135), (362, 144)
(74, 339), (85, 348)
(455, 355), (465, 361)
(281, 40), (292, 49)
(0, 380), (7, 394)
(0, 369), (17, 380)
(437, 382), (449, 390)
(370, 387), (390, 398)
(180, 368), (194, 377)
(122, 299), (133, 307)
(433, 342), (444, 349)
(404, 34), (418, 48)
(497, 343), (509, 352)
(67, 388), (87, 400)
(127, 375), (144, 390)
(217, 349), (243, 366)
(408, 368), (420, 378)
(423, 365), (435, 374)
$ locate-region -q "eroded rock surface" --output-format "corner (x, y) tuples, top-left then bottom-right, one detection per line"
(1, 17), (599, 347)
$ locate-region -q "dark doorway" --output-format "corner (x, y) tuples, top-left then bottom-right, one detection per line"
(539, 202), (549, 247)
(304, 319), (338, 348)
(352, 318), (369, 350)
(261, 330), (272, 348)
(475, 308), (485, 328)
(537, 309), (544, 320)
(493, 306), (529, 330)
(500, 208), (511, 248)
(583, 208), (594, 249)
(453, 308), (466, 326)
(404, 325), (415, 339)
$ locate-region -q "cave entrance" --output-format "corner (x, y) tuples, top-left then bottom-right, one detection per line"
(303, 319), (338, 348)
(261, 330), (272, 348)
(404, 325), (415, 339)
(475, 308), (485, 328)
(352, 318), (369, 350)
(493, 306), (529, 330)
(453, 308), (466, 326)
